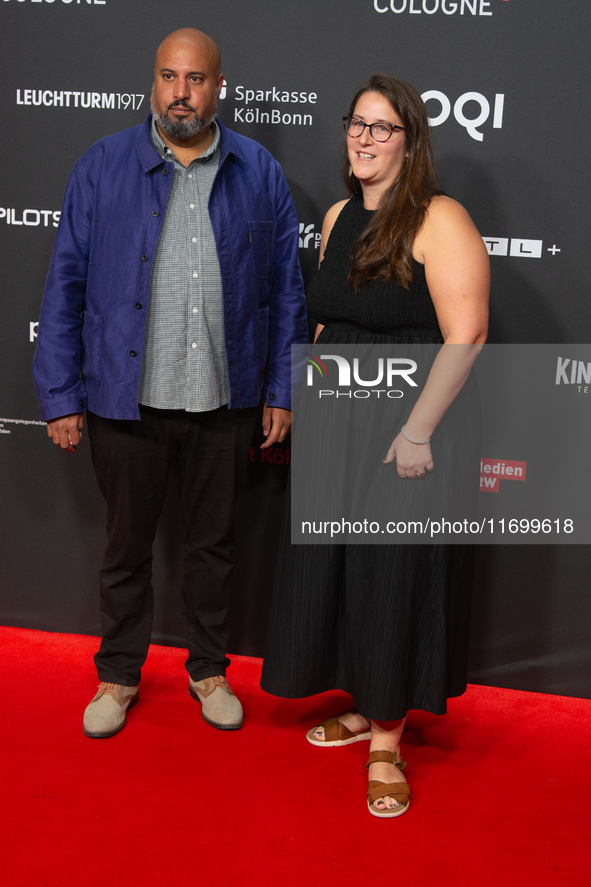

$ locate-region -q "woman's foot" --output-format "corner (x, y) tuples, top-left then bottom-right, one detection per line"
(306, 711), (371, 746)
(367, 751), (408, 811)
(367, 717), (408, 813)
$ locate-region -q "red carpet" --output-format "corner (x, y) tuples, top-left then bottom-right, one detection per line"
(1, 626), (589, 886)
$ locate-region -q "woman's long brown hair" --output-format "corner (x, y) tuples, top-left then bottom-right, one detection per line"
(344, 74), (442, 291)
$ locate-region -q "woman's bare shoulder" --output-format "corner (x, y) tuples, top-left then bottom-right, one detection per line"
(414, 194), (483, 262)
(413, 194), (480, 250)
(422, 194), (477, 232)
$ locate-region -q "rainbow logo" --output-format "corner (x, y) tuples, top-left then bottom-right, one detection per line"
(305, 353), (329, 377)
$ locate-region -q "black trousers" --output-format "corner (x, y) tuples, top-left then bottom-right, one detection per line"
(86, 405), (257, 686)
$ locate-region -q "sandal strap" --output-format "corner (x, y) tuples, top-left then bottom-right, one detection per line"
(321, 715), (356, 743)
(365, 750), (407, 770)
(313, 713), (371, 742)
(367, 780), (410, 807)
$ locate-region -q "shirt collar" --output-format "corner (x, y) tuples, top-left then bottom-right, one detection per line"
(150, 116), (220, 164)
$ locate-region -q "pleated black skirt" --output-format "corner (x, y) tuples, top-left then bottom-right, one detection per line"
(260, 326), (476, 721)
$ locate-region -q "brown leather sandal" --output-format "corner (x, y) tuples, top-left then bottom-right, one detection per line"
(306, 712), (371, 747)
(366, 750), (410, 818)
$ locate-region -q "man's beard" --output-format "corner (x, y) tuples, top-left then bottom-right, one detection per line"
(151, 96), (216, 139)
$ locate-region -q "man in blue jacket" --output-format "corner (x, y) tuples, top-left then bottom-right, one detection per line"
(33, 28), (308, 738)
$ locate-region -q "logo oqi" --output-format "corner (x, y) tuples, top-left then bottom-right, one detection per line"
(299, 223), (321, 250)
(306, 353), (418, 399)
(422, 90), (504, 142)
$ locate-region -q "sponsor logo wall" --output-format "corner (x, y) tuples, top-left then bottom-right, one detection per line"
(373, 0), (495, 15)
(479, 459), (526, 493)
(15, 90), (145, 109)
(1, 0), (590, 695)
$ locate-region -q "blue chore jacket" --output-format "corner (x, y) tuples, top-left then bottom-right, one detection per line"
(33, 116), (308, 421)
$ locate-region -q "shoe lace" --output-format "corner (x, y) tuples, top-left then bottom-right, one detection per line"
(98, 682), (117, 695)
(211, 676), (227, 687)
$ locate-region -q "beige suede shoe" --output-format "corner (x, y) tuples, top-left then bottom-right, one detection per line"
(189, 675), (243, 730)
(83, 682), (139, 738)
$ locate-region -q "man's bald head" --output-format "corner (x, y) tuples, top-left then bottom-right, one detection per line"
(155, 28), (221, 78)
(152, 28), (223, 145)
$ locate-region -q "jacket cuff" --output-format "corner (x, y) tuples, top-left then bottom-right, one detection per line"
(265, 384), (291, 411)
(37, 392), (87, 422)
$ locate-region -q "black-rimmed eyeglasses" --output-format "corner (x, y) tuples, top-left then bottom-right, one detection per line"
(343, 116), (405, 142)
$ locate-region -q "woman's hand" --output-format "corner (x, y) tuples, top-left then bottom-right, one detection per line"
(384, 432), (434, 479)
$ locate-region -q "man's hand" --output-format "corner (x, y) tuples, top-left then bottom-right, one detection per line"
(47, 413), (85, 453)
(261, 404), (291, 449)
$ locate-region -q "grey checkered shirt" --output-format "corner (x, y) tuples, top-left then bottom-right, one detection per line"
(138, 118), (230, 411)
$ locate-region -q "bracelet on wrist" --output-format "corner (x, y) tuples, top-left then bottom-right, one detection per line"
(401, 425), (431, 445)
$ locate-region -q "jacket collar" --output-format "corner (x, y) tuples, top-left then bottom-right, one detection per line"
(216, 118), (248, 165)
(135, 114), (246, 172)
(136, 115), (165, 171)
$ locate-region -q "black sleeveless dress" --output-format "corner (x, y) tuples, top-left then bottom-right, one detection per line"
(260, 197), (475, 720)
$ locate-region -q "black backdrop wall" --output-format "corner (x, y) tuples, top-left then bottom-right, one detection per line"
(1, 0), (589, 698)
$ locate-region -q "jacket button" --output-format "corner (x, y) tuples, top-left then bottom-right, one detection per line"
(162, 169), (169, 176)
(269, 393), (277, 400)
(135, 302), (143, 309)
(152, 210), (160, 217)
(130, 350), (137, 357)
(141, 255), (148, 262)
(79, 400), (85, 407)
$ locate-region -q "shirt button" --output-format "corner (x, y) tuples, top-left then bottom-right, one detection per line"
(189, 203), (195, 210)
(188, 174), (193, 179)
(141, 255), (148, 262)
(191, 343), (197, 349)
(130, 350), (137, 357)
(192, 271), (199, 278)
(192, 237), (197, 243)
(152, 210), (160, 217)
(192, 307), (198, 314)
(135, 302), (143, 309)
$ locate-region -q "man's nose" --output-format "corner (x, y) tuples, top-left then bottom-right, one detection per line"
(173, 79), (190, 100)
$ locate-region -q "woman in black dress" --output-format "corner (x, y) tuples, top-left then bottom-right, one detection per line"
(261, 75), (489, 818)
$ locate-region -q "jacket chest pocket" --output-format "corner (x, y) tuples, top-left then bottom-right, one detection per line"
(248, 220), (273, 279)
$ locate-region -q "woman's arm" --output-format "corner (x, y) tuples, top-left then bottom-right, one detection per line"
(312, 199), (349, 345)
(384, 196), (490, 478)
